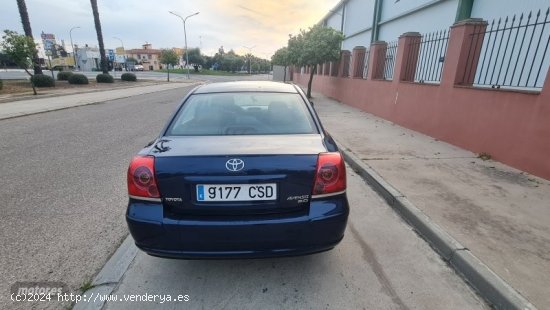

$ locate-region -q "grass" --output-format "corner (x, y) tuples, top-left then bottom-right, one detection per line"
(79, 280), (94, 293)
(155, 69), (251, 76)
(0, 79), (32, 94)
(0, 78), (154, 97)
(478, 152), (492, 161)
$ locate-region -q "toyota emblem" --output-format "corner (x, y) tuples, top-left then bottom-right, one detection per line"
(225, 158), (245, 172)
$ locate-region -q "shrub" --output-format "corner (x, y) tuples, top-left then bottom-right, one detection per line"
(68, 74), (89, 85)
(0, 79), (3, 91)
(96, 73), (114, 83)
(121, 73), (137, 82)
(57, 71), (74, 81)
(30, 74), (55, 87)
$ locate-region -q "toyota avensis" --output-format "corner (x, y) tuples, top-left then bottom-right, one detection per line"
(126, 81), (349, 259)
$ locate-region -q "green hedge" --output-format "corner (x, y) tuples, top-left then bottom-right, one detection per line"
(96, 73), (114, 83)
(68, 74), (89, 85)
(31, 74), (55, 87)
(120, 73), (137, 82)
(57, 71), (74, 81)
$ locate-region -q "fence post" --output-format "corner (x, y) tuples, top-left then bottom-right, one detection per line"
(338, 50), (351, 78)
(541, 68), (550, 101)
(352, 46), (367, 78)
(367, 41), (387, 80)
(330, 61), (339, 76)
(394, 32), (422, 82)
(441, 18), (488, 86)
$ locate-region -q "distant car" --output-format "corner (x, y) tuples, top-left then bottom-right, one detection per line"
(134, 65), (144, 71)
(126, 81), (349, 259)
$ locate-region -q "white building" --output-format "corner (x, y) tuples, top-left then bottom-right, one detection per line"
(321, 0), (549, 50)
(320, 0), (550, 88)
(75, 45), (101, 71)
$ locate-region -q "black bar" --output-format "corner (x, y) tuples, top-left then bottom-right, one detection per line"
(490, 16), (508, 85)
(423, 32), (435, 81)
(499, 14), (517, 85)
(482, 18), (501, 84)
(526, 9), (548, 87)
(477, 20), (495, 84)
(534, 10), (550, 87)
(518, 11), (539, 86)
(503, 14), (521, 85)
(510, 13), (530, 86)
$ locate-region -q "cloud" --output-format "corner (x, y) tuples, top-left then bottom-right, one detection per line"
(1, 0), (338, 58)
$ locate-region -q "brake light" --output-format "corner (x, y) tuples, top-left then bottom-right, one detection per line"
(127, 156), (160, 199)
(312, 152), (346, 197)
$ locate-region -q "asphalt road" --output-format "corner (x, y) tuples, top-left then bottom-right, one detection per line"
(103, 168), (487, 310)
(1, 84), (486, 309)
(0, 86), (194, 309)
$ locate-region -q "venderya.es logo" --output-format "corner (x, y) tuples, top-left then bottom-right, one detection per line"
(225, 158), (244, 172)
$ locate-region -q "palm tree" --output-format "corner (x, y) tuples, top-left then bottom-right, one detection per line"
(16, 0), (42, 74)
(90, 0), (108, 74)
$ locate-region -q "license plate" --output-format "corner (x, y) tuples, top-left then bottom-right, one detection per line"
(196, 184), (277, 202)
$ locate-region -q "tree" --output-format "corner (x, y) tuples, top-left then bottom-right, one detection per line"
(185, 48), (204, 72)
(1, 30), (38, 94)
(90, 0), (108, 74)
(288, 25), (344, 98)
(271, 47), (291, 82)
(16, 0), (42, 75)
(159, 49), (179, 81)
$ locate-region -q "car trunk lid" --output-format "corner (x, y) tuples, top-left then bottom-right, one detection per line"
(152, 135), (326, 215)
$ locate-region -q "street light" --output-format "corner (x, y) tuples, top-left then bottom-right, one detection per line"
(243, 45), (255, 74)
(169, 11), (200, 79)
(69, 26), (80, 71)
(113, 36), (125, 71)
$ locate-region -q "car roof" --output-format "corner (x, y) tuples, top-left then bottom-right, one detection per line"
(193, 81), (299, 94)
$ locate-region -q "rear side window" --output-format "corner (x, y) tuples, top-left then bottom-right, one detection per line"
(166, 93), (318, 136)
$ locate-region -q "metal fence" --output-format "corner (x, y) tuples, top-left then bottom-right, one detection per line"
(380, 41), (398, 80)
(406, 29), (450, 83)
(467, 8), (550, 89)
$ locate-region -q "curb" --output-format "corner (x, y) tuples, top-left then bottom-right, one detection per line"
(73, 235), (138, 310)
(0, 82), (203, 121)
(335, 138), (537, 310)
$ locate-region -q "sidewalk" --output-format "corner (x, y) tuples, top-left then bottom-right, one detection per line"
(312, 92), (550, 309)
(0, 81), (201, 120)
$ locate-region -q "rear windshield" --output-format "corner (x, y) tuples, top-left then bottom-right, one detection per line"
(166, 92), (319, 136)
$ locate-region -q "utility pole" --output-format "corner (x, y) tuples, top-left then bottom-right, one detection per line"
(169, 11), (200, 79)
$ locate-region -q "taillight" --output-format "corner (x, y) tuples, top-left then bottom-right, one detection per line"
(127, 155), (160, 200)
(312, 152), (346, 197)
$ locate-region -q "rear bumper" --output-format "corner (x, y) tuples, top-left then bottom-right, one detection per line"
(126, 195), (349, 259)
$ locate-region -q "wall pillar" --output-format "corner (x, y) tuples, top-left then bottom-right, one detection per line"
(367, 41), (387, 80)
(331, 61), (339, 77)
(441, 18), (488, 87)
(352, 46), (367, 78)
(394, 32), (422, 83)
(339, 50), (351, 78)
(540, 67), (550, 102)
(324, 62), (330, 75)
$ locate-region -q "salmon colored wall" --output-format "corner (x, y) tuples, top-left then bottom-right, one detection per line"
(294, 69), (550, 179)
(293, 19), (550, 179)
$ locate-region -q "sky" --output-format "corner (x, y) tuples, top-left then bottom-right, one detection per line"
(1, 0), (338, 59)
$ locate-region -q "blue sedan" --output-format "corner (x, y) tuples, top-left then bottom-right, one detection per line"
(126, 81), (349, 259)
